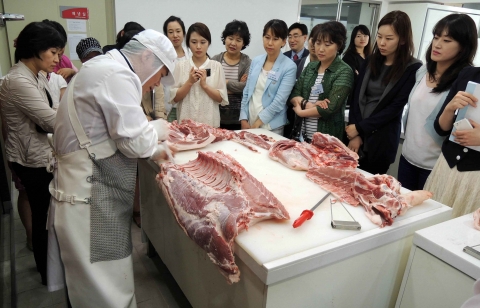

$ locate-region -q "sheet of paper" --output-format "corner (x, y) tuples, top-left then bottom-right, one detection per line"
(66, 19), (86, 32)
(67, 33), (87, 61)
(449, 81), (480, 151)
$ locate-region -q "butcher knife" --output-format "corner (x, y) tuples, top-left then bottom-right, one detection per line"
(293, 192), (331, 228)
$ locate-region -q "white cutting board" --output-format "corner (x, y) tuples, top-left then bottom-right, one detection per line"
(171, 129), (446, 265)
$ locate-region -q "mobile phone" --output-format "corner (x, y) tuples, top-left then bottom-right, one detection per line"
(454, 118), (473, 130)
(205, 68), (211, 77)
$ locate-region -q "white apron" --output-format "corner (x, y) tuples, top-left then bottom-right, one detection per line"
(47, 77), (138, 308)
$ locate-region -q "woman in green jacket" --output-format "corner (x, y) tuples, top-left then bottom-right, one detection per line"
(290, 21), (353, 142)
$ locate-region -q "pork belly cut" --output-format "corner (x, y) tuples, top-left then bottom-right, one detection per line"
(306, 166), (432, 227)
(157, 150), (289, 283)
(268, 140), (315, 171)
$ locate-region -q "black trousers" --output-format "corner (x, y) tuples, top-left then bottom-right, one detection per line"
(358, 154), (391, 175)
(11, 163), (53, 284)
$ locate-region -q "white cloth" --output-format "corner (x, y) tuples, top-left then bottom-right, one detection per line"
(54, 50), (158, 157)
(248, 69), (271, 130)
(402, 74), (443, 170)
(0, 61), (56, 167)
(302, 56), (311, 72)
(48, 72), (67, 110)
(165, 46), (191, 114)
(170, 57), (228, 127)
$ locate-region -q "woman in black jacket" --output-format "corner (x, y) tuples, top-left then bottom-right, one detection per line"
(424, 66), (480, 217)
(346, 11), (422, 174)
(342, 25), (371, 77)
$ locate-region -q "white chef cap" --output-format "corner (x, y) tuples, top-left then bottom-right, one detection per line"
(121, 29), (176, 86)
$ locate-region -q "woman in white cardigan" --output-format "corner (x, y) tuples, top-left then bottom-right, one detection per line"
(170, 22), (228, 127)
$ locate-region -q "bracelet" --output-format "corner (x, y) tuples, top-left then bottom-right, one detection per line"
(301, 99), (307, 110)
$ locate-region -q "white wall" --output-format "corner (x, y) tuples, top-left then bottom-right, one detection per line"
(115, 0), (301, 59)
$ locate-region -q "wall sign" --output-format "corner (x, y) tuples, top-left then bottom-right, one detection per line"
(60, 6), (89, 20)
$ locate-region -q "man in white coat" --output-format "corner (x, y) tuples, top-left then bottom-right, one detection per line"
(47, 30), (175, 307)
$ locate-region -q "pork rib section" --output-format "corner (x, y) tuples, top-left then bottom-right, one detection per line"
(168, 120), (216, 151)
(268, 133), (358, 171)
(157, 150), (289, 283)
(306, 166), (432, 227)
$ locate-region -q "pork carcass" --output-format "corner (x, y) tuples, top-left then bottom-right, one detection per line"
(168, 120), (216, 151)
(306, 166), (432, 227)
(157, 150), (290, 283)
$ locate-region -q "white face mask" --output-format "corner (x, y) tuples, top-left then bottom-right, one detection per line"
(121, 40), (164, 86)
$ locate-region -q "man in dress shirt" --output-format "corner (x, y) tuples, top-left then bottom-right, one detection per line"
(284, 23), (309, 62)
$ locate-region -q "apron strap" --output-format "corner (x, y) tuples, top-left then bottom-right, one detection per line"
(67, 76), (92, 150)
(49, 184), (89, 205)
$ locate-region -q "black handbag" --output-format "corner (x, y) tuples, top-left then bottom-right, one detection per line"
(289, 99), (311, 143)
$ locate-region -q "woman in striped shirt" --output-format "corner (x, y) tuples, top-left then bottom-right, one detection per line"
(290, 21), (353, 142)
(212, 20), (252, 130)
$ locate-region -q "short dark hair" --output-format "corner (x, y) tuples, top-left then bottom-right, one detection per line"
(186, 22), (211, 48)
(288, 23), (308, 36)
(221, 20), (251, 50)
(314, 21), (347, 54)
(309, 24), (322, 40)
(263, 19), (288, 40)
(163, 16), (186, 36)
(42, 19), (67, 45)
(426, 14), (478, 93)
(15, 22), (65, 63)
(343, 25), (371, 58)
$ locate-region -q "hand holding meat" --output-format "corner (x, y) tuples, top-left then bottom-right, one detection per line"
(150, 142), (176, 163)
(453, 119), (480, 146)
(150, 118), (170, 141)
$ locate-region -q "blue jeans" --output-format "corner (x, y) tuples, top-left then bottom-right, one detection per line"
(398, 155), (432, 191)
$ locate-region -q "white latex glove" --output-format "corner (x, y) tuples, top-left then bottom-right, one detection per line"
(150, 141), (175, 163)
(149, 118), (170, 141)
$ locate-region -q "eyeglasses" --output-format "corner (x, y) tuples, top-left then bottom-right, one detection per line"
(288, 34), (303, 39)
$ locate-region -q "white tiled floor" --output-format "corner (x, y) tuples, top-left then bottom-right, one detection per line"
(1, 188), (191, 308)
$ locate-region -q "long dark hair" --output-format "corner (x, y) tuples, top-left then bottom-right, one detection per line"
(343, 25), (371, 58)
(370, 11), (415, 84)
(426, 14), (477, 93)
